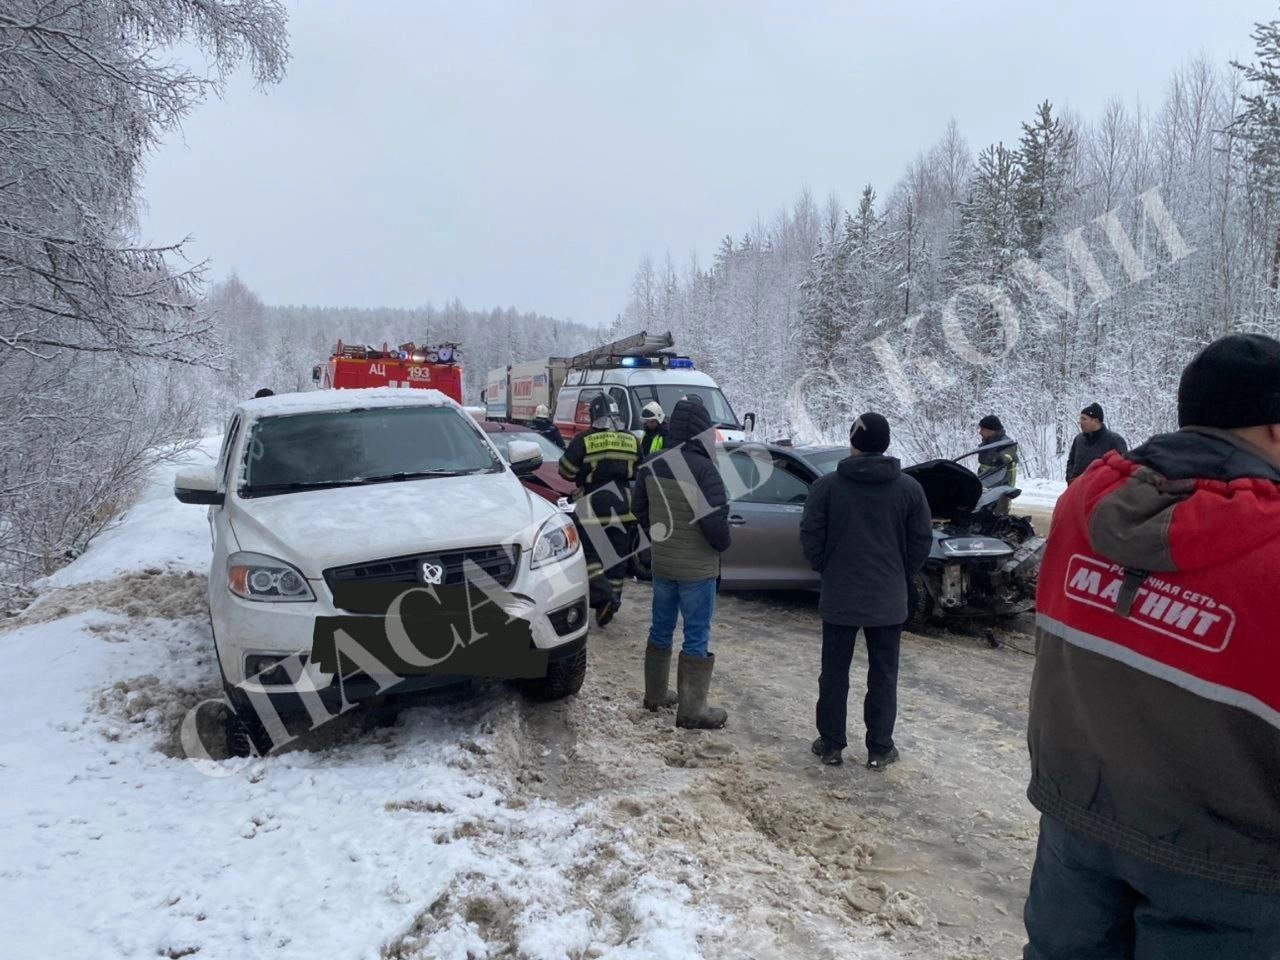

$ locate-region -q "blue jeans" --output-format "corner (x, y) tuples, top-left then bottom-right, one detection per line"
(647, 576), (716, 657)
(1024, 815), (1280, 960)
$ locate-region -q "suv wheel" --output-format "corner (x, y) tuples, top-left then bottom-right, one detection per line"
(522, 647), (587, 701)
(905, 572), (934, 632)
(223, 684), (275, 757)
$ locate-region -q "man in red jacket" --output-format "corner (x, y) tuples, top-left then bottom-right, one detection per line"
(1023, 334), (1280, 959)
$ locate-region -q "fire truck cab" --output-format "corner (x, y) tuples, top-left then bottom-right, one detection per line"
(314, 341), (464, 405)
(550, 332), (754, 443)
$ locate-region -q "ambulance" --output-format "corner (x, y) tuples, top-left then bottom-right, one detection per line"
(313, 340), (464, 405)
(486, 331), (754, 444)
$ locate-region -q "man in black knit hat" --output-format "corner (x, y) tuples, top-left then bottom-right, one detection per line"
(1023, 333), (1280, 959)
(1065, 401), (1127, 483)
(800, 412), (933, 770)
(977, 414), (1018, 491)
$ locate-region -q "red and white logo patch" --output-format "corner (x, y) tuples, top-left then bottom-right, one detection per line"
(1064, 554), (1235, 653)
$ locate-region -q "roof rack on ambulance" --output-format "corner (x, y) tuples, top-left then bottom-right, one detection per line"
(568, 330), (691, 370)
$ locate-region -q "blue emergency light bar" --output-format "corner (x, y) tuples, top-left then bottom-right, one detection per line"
(669, 358), (695, 369)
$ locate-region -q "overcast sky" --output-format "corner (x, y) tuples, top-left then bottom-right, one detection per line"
(140, 0), (1274, 327)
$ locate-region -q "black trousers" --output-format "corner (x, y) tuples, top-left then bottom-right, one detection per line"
(815, 621), (901, 754)
(578, 519), (632, 611)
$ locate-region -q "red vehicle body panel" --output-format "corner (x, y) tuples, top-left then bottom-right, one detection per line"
(478, 421), (574, 504)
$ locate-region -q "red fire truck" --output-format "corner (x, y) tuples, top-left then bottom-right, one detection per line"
(313, 340), (465, 404)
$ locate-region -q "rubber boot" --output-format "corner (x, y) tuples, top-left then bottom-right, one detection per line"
(676, 652), (727, 729)
(642, 644), (679, 711)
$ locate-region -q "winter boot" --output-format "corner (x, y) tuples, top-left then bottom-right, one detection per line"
(675, 652), (727, 729)
(866, 747), (900, 771)
(595, 599), (616, 628)
(811, 737), (843, 766)
(643, 644), (679, 711)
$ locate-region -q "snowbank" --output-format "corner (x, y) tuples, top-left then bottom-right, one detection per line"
(0, 447), (724, 959)
(1015, 478), (1067, 513)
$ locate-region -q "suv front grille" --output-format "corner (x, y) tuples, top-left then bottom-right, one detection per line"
(324, 545), (521, 613)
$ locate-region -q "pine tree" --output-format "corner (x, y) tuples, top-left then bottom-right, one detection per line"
(1015, 100), (1078, 258)
(1232, 18), (1280, 291)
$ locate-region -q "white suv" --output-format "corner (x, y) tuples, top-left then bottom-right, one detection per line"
(175, 388), (588, 754)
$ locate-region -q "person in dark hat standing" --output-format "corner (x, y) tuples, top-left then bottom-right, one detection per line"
(1023, 333), (1280, 959)
(976, 415), (1019, 514)
(800, 413), (933, 770)
(1065, 402), (1127, 483)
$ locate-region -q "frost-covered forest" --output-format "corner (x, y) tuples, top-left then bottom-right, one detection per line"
(0, 0), (290, 608)
(615, 50), (1280, 475)
(199, 276), (597, 411)
(7, 0), (1280, 606)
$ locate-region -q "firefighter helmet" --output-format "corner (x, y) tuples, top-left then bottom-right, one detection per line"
(588, 394), (617, 424)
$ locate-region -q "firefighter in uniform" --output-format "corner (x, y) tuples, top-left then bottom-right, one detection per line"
(559, 394), (640, 627)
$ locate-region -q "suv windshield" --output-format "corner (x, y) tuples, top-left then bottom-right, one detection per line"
(632, 385), (739, 430)
(240, 405), (500, 496)
(487, 430), (562, 464)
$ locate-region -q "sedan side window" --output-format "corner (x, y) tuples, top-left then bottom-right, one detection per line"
(739, 456), (809, 505)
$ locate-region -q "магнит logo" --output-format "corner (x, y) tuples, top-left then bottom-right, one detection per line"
(1064, 554), (1235, 653)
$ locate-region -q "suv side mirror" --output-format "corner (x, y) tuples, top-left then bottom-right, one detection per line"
(507, 440), (544, 477)
(743, 412), (757, 435)
(175, 467), (224, 506)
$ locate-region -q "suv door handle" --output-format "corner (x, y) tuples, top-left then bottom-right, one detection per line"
(728, 514), (747, 526)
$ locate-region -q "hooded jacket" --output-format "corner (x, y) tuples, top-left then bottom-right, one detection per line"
(1029, 427), (1280, 891)
(799, 454), (933, 627)
(633, 400), (730, 581)
(1066, 426), (1128, 482)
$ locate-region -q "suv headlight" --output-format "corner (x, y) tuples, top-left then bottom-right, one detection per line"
(530, 514), (580, 569)
(227, 551), (316, 602)
(940, 537), (1014, 558)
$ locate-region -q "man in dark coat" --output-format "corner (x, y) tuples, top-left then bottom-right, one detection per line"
(800, 413), (933, 769)
(633, 398), (731, 728)
(1024, 334), (1280, 958)
(1065, 402), (1127, 483)
(529, 404), (564, 450)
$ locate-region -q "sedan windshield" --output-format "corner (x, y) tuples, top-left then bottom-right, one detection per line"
(487, 430), (562, 464)
(632, 385), (739, 430)
(240, 406), (500, 496)
(799, 448), (847, 475)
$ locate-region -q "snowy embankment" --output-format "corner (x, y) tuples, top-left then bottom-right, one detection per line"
(1015, 478), (1067, 513)
(0, 439), (721, 959)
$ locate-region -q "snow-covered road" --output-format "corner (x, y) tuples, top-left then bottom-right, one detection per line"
(0, 442), (723, 959)
(0, 443), (1057, 959)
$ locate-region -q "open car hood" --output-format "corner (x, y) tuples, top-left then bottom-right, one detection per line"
(904, 459), (984, 519)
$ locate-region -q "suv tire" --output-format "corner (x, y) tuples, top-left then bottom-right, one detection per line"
(905, 572), (934, 633)
(522, 647), (587, 701)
